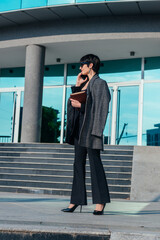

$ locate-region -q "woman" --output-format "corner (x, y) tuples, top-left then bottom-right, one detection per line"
(62, 54), (111, 215)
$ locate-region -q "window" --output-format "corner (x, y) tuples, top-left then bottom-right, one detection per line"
(48, 0), (75, 6)
(67, 63), (79, 85)
(143, 83), (160, 146)
(0, 68), (24, 88)
(44, 65), (64, 86)
(99, 59), (141, 83)
(22, 0), (47, 9)
(0, 92), (15, 142)
(144, 57), (160, 80)
(0, 0), (21, 12)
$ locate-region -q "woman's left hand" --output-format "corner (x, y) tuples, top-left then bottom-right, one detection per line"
(70, 99), (81, 108)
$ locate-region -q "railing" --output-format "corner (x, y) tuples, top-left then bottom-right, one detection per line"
(0, 136), (11, 143)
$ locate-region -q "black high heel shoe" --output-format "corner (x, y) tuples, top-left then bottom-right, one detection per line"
(93, 204), (106, 215)
(61, 205), (82, 213)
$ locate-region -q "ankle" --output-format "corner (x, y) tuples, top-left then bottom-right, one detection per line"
(69, 204), (76, 208)
(95, 204), (104, 211)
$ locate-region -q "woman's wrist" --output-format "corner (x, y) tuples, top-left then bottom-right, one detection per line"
(76, 79), (81, 86)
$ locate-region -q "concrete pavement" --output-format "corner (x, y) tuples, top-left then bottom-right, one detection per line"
(0, 192), (160, 239)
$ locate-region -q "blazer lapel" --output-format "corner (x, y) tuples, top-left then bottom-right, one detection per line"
(87, 74), (99, 94)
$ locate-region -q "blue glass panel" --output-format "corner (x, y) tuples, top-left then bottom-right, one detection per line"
(67, 59), (141, 84)
(0, 68), (25, 88)
(76, 0), (123, 2)
(142, 83), (160, 146)
(0, 0), (21, 12)
(43, 65), (64, 86)
(117, 86), (139, 145)
(144, 57), (160, 81)
(76, 0), (103, 2)
(22, 0), (47, 9)
(0, 92), (14, 143)
(48, 0), (75, 6)
(42, 87), (63, 142)
(99, 59), (141, 83)
(67, 63), (80, 85)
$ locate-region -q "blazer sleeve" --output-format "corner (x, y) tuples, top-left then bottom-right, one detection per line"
(71, 86), (81, 93)
(91, 80), (111, 137)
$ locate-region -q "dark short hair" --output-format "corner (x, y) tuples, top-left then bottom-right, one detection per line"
(80, 54), (100, 73)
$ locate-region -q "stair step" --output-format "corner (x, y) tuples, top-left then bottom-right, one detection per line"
(0, 147), (75, 153)
(0, 143), (74, 148)
(0, 162), (132, 172)
(0, 173), (131, 185)
(0, 152), (133, 160)
(0, 157), (132, 166)
(0, 185), (130, 199)
(0, 143), (133, 199)
(0, 147), (133, 155)
(0, 142), (134, 150)
(0, 167), (132, 178)
(0, 179), (131, 192)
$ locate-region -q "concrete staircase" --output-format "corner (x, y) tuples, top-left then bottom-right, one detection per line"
(0, 143), (134, 199)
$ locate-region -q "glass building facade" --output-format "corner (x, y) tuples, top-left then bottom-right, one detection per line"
(0, 56), (160, 146)
(0, 0), (127, 12)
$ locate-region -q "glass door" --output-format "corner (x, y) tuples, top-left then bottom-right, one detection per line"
(0, 92), (16, 142)
(41, 87), (63, 143)
(114, 85), (139, 145)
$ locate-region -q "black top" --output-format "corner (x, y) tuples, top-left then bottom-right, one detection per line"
(71, 80), (88, 140)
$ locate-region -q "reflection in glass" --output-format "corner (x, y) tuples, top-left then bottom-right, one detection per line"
(142, 83), (160, 146)
(48, 0), (75, 5)
(116, 86), (139, 145)
(42, 87), (63, 142)
(0, 92), (15, 142)
(44, 65), (64, 86)
(0, 0), (21, 12)
(0, 77), (24, 88)
(144, 57), (160, 80)
(76, 0), (102, 2)
(99, 59), (141, 83)
(147, 124), (160, 146)
(0, 68), (24, 88)
(67, 63), (79, 85)
(22, 0), (47, 9)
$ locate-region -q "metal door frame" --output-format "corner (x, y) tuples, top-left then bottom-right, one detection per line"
(108, 80), (142, 145)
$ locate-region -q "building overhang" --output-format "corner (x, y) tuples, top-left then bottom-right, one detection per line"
(0, 1), (160, 68)
(1, 1), (160, 28)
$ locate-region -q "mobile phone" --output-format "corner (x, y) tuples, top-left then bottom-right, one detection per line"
(81, 75), (88, 81)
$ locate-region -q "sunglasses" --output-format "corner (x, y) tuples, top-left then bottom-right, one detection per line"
(80, 61), (90, 67)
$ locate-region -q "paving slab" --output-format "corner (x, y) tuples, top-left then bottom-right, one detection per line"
(0, 192), (160, 239)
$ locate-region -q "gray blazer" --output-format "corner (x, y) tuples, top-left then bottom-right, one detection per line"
(66, 74), (111, 150)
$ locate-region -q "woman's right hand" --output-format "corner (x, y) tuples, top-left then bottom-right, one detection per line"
(76, 73), (88, 86)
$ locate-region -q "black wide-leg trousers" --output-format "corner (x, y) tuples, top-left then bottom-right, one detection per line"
(70, 138), (110, 205)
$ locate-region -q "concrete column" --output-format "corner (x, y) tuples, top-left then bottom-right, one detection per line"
(21, 45), (45, 142)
